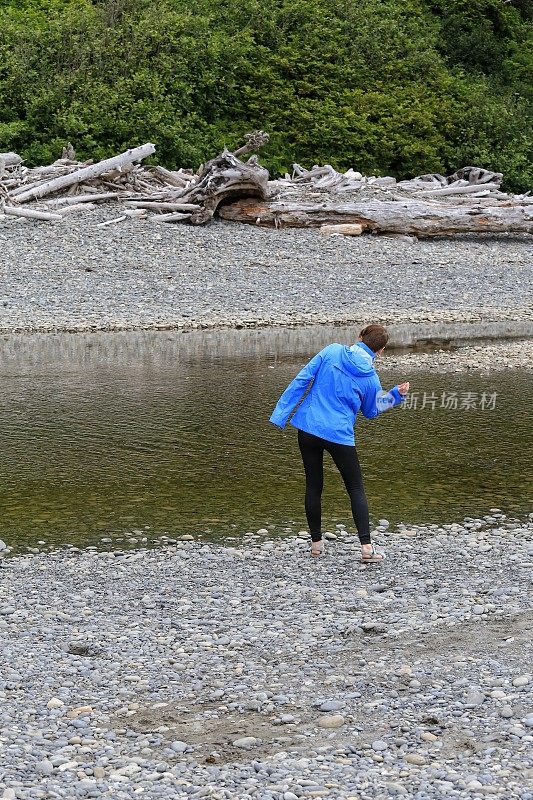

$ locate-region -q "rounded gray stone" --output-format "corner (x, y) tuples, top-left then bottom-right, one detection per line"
(372, 740), (388, 751)
(317, 714), (345, 729)
(318, 700), (346, 712)
(35, 759), (54, 775)
(233, 737), (258, 749)
(170, 740), (189, 753)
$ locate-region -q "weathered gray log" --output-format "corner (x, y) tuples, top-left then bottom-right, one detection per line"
(118, 193), (168, 201)
(14, 164), (72, 180)
(448, 166), (503, 186)
(162, 131), (271, 224)
(320, 223), (363, 236)
(98, 163), (135, 182)
(232, 130), (270, 158)
(97, 216), (127, 227)
(123, 209), (147, 219)
(3, 205), (62, 221)
(124, 201), (200, 212)
(416, 183), (500, 198)
(47, 192), (120, 206)
(151, 165), (190, 187)
(11, 143), (155, 204)
(9, 176), (60, 198)
(151, 211), (192, 223)
(219, 198), (533, 236)
(181, 153), (269, 225)
(0, 152), (22, 167)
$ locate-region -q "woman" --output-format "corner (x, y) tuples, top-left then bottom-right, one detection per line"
(270, 324), (409, 561)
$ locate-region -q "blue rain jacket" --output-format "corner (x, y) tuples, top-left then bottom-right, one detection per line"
(269, 341), (404, 445)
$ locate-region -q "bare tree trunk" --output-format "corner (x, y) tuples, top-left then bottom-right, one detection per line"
(181, 154), (269, 225)
(219, 198), (533, 236)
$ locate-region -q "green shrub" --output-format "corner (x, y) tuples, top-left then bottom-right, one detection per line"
(0, 0), (530, 190)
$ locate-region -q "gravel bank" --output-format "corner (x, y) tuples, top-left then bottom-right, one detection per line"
(384, 339), (533, 373)
(1, 513), (532, 799)
(1, 209), (532, 333)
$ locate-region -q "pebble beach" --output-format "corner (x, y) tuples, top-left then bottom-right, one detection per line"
(1, 515), (532, 799)
(0, 210), (532, 334)
(1, 213), (532, 799)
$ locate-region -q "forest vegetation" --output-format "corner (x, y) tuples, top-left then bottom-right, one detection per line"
(0, 0), (531, 190)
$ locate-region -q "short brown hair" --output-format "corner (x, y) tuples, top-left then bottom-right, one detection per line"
(360, 324), (389, 352)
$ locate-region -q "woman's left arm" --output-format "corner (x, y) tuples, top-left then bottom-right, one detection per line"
(269, 350), (326, 428)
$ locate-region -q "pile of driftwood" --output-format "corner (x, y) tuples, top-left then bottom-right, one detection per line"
(1, 132), (531, 235)
(0, 132), (269, 226)
(273, 163), (510, 197)
(223, 159), (532, 236)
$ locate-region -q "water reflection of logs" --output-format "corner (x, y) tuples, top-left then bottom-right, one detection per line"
(1, 134), (531, 235)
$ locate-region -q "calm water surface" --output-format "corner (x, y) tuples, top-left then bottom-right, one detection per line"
(1, 328), (531, 551)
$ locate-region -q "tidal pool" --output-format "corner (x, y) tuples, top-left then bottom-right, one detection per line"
(0, 328), (531, 551)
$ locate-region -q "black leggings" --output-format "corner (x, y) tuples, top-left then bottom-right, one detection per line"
(297, 428), (371, 545)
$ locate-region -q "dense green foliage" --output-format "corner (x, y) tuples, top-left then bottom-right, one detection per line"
(0, 0), (531, 189)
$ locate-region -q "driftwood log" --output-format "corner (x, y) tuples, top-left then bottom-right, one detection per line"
(448, 166), (503, 185)
(57, 203), (97, 215)
(178, 131), (270, 224)
(0, 152), (22, 167)
(415, 183), (501, 198)
(47, 193), (120, 206)
(219, 198), (533, 236)
(151, 211), (192, 223)
(3, 205), (62, 221)
(151, 165), (189, 187)
(12, 144), (156, 203)
(320, 223), (364, 236)
(273, 164), (507, 195)
(124, 201), (201, 212)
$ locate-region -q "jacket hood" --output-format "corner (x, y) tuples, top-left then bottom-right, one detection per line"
(334, 342), (376, 378)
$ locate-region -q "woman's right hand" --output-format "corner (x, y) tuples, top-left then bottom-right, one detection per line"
(398, 382), (410, 395)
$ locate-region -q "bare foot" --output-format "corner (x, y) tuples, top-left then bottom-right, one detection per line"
(311, 541), (324, 557)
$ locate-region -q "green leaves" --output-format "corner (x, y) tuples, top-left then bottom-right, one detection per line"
(0, 0), (530, 190)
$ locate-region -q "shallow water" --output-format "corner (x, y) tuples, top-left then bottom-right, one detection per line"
(0, 328), (531, 551)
